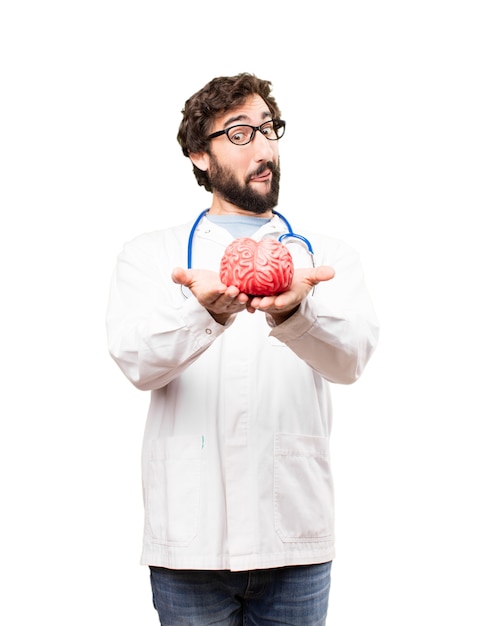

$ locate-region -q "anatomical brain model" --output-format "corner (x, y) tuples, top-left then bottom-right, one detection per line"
(220, 238), (294, 296)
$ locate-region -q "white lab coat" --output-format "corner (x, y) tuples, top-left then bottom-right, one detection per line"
(106, 214), (379, 571)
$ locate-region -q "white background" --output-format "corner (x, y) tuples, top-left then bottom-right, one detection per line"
(1, 1), (479, 624)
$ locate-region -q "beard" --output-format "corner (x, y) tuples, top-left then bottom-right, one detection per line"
(207, 156), (280, 214)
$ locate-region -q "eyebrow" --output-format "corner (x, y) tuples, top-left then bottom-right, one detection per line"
(221, 110), (272, 129)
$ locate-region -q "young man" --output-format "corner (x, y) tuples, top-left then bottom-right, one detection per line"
(106, 73), (379, 625)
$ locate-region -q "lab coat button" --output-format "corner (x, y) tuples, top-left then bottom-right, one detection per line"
(205, 328), (212, 334)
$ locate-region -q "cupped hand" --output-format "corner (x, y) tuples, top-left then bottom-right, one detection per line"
(172, 267), (250, 325)
(247, 266), (335, 322)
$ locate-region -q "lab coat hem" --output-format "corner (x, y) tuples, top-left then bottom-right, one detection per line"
(140, 545), (336, 572)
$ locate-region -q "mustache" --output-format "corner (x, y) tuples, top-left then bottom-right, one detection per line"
(247, 161), (277, 182)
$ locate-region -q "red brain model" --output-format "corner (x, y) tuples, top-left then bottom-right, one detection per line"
(220, 238), (294, 296)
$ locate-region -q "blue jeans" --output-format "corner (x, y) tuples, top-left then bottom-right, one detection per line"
(149, 562), (332, 625)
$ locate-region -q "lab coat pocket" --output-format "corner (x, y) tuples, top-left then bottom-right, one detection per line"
(274, 433), (334, 542)
(146, 435), (203, 546)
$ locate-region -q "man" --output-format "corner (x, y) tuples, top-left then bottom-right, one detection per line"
(106, 73), (379, 625)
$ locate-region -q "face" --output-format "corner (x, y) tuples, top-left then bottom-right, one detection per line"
(191, 94), (281, 215)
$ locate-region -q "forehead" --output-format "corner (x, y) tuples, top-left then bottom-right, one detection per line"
(215, 94), (272, 128)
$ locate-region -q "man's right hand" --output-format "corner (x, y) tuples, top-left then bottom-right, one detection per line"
(172, 267), (250, 325)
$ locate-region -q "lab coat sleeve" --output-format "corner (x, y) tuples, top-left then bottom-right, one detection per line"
(106, 236), (231, 391)
(269, 239), (379, 384)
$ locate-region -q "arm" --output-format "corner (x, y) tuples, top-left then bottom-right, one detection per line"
(259, 240), (379, 384)
(106, 237), (240, 391)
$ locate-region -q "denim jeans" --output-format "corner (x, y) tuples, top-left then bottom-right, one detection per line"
(149, 562), (332, 625)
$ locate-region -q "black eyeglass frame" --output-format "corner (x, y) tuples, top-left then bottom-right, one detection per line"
(207, 119), (286, 146)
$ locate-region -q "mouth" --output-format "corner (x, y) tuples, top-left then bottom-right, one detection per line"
(248, 166), (272, 184)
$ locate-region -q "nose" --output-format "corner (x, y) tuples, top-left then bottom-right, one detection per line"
(251, 129), (276, 161)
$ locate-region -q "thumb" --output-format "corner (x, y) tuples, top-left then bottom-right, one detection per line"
(171, 267), (189, 285)
(311, 265), (335, 284)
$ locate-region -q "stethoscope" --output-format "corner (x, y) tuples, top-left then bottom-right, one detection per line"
(181, 209), (315, 298)
(186, 209), (315, 269)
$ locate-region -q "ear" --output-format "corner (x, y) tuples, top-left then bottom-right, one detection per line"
(189, 151), (210, 172)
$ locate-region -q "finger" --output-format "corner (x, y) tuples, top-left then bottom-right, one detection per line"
(224, 285), (241, 298)
(250, 295), (276, 310)
(269, 292), (295, 308)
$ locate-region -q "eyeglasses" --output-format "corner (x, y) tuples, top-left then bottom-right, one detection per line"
(207, 119), (286, 146)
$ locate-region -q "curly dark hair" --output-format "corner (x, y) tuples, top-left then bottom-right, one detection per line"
(177, 73), (282, 191)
